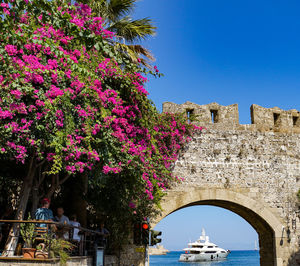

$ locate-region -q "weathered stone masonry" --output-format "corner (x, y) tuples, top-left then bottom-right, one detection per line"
(156, 102), (300, 266)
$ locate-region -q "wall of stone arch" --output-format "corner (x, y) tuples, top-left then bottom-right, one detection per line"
(159, 101), (300, 265)
(153, 188), (287, 266)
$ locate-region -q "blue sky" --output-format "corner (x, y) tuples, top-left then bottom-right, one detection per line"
(153, 206), (258, 251)
(135, 0), (300, 124)
(133, 0), (300, 251)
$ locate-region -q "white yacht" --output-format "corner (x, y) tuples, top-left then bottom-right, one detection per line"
(179, 229), (230, 262)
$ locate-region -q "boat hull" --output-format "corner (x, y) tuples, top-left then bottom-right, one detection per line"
(179, 252), (229, 262)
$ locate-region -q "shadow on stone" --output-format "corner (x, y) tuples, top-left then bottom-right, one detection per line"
(288, 249), (300, 266)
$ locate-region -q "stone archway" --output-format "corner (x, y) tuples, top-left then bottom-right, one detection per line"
(154, 188), (286, 266)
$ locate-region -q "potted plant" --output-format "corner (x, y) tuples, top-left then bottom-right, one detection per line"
(20, 214), (36, 259)
(49, 238), (74, 265)
(42, 232), (74, 265)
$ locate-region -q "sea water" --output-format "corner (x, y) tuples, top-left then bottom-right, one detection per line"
(150, 250), (260, 266)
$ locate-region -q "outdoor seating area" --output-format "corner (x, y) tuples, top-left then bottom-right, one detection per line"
(0, 219), (106, 265)
(0, 255), (93, 266)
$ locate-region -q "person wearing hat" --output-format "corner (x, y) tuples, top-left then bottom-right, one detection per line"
(35, 198), (54, 228)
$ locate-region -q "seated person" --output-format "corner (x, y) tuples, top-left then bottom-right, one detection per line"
(34, 198), (54, 228)
(69, 214), (81, 242)
(54, 207), (70, 239)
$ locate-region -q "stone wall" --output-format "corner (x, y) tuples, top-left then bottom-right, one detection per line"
(118, 245), (145, 266)
(103, 245), (144, 266)
(156, 102), (300, 266)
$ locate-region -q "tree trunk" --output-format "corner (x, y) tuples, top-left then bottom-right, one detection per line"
(45, 173), (71, 199)
(31, 164), (48, 216)
(2, 158), (35, 257)
(31, 183), (39, 217)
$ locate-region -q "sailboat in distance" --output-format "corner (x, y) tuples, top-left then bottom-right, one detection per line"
(254, 240), (258, 251)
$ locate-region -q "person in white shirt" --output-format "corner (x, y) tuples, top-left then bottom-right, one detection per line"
(69, 214), (81, 242)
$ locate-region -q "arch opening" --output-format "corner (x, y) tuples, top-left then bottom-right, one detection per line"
(153, 205), (260, 264)
(154, 189), (282, 266)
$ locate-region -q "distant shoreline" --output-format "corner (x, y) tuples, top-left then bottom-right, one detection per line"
(149, 245), (170, 255)
(157, 249), (259, 252)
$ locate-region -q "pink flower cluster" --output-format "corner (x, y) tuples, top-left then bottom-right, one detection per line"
(0, 0), (200, 205)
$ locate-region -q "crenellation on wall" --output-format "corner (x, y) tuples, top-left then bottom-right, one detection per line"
(163, 101), (239, 126)
(251, 104), (300, 132)
(163, 101), (300, 133)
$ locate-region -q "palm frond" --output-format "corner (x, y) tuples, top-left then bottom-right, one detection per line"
(108, 16), (156, 42)
(127, 44), (155, 61)
(114, 43), (155, 68)
(83, 0), (157, 69)
(86, 0), (107, 18)
(87, 0), (135, 22)
(107, 0), (136, 21)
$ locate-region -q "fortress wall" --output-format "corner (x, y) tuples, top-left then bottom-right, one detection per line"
(162, 101), (300, 265)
